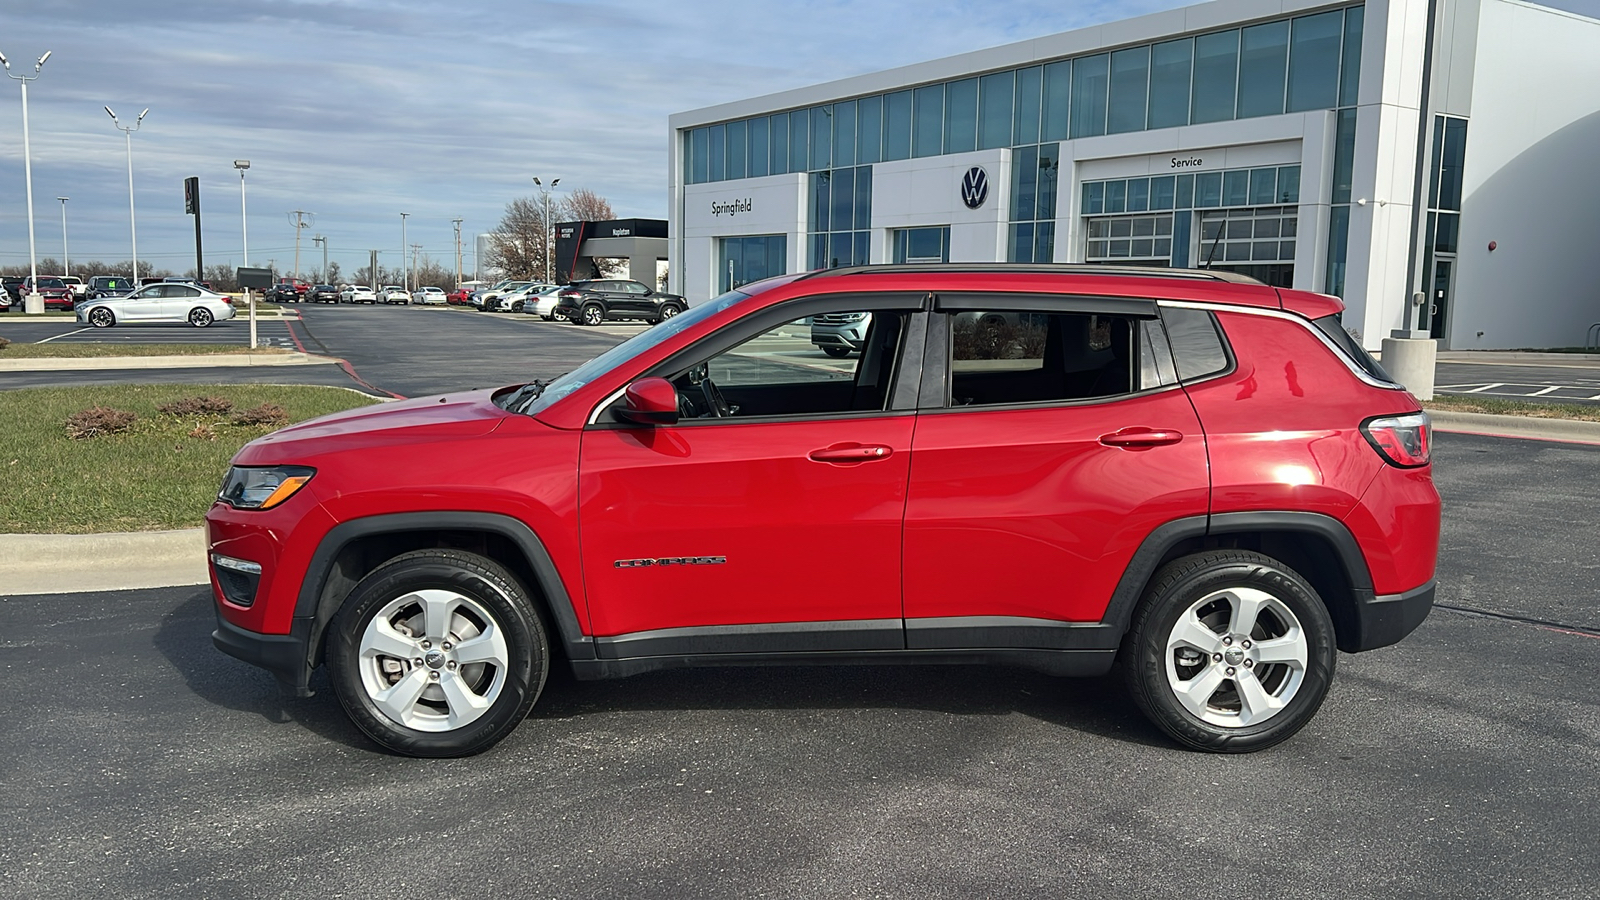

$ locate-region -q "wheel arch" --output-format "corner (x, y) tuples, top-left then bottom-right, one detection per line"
(1102, 512), (1376, 654)
(295, 512), (593, 676)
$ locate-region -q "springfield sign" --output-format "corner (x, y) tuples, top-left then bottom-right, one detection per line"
(711, 197), (753, 217)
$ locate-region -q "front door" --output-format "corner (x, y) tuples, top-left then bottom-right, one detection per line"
(902, 302), (1209, 636)
(1426, 257), (1454, 344)
(577, 301), (923, 649)
(120, 285), (167, 321)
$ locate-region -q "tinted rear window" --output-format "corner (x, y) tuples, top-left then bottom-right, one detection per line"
(1312, 314), (1394, 383)
(1160, 307), (1231, 382)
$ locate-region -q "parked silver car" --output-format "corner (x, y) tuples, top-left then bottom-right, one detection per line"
(76, 282), (237, 328)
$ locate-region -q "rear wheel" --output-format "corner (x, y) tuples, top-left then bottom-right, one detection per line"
(1121, 550), (1335, 753)
(188, 307), (213, 327)
(88, 307), (115, 328)
(326, 549), (549, 757)
(821, 346), (852, 358)
(580, 303), (605, 326)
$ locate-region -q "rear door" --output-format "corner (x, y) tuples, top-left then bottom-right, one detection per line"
(901, 295), (1209, 646)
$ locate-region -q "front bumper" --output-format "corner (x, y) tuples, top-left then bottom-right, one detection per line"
(213, 611), (317, 697)
(1350, 579), (1435, 651)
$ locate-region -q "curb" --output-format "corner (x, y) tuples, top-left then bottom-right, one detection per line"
(0, 352), (338, 372)
(1427, 409), (1600, 445)
(0, 528), (207, 596)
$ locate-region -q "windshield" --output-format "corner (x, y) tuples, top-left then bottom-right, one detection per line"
(504, 288), (754, 417)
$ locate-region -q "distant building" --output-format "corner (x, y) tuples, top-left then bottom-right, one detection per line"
(669, 0), (1600, 350)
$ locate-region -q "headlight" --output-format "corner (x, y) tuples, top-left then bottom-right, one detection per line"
(217, 465), (316, 510)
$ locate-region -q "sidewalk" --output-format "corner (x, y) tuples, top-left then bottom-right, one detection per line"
(0, 351), (336, 372)
(1436, 350), (1600, 369)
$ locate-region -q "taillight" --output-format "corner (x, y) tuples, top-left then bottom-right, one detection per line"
(1361, 412), (1431, 468)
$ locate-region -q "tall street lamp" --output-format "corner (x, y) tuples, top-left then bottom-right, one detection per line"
(399, 212), (409, 292)
(106, 104), (149, 284)
(2, 48), (53, 314)
(234, 160), (254, 349)
(533, 176), (560, 284)
(56, 196), (69, 277)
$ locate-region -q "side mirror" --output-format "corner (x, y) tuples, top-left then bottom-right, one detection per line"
(618, 377), (679, 425)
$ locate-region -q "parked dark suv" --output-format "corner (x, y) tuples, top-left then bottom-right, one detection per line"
(88, 275), (136, 299)
(552, 279), (686, 326)
(208, 265), (1439, 758)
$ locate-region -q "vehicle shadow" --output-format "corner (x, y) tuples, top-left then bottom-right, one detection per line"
(156, 589), (1170, 752)
(150, 589), (372, 751)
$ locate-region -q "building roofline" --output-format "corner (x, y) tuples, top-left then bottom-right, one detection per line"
(799, 263), (1266, 285)
(669, 0), (1358, 130)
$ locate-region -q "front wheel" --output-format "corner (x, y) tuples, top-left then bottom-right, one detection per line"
(1121, 550), (1336, 753)
(821, 346), (852, 358)
(326, 549), (549, 757)
(89, 307), (115, 328)
(188, 307), (213, 327)
(579, 303), (605, 326)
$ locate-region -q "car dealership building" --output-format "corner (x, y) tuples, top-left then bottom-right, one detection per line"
(668, 0), (1600, 350)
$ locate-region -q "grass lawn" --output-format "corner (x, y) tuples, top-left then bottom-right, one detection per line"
(0, 343), (289, 359)
(1424, 394), (1600, 423)
(0, 384), (378, 534)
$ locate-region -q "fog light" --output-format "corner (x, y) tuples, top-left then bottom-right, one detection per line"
(212, 553), (263, 607)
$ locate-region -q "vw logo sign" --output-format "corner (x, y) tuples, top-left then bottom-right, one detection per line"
(960, 166), (990, 210)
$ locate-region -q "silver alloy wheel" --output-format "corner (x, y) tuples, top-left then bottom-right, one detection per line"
(189, 307), (212, 327)
(581, 304), (604, 326)
(89, 307), (114, 327)
(659, 305), (680, 319)
(356, 588), (510, 733)
(1163, 586), (1308, 727)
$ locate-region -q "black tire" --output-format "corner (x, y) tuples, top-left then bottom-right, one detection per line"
(580, 303), (605, 326)
(325, 549), (549, 758)
(821, 346), (852, 358)
(188, 307), (213, 327)
(88, 307), (115, 328)
(1120, 549), (1336, 753)
(656, 303), (683, 322)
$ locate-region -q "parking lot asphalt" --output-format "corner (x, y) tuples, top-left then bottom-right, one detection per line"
(1435, 363), (1600, 406)
(3, 431), (1597, 899)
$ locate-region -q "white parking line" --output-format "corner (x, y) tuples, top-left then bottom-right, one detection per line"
(35, 327), (91, 344)
(1530, 386), (1560, 396)
(1461, 383), (1502, 393)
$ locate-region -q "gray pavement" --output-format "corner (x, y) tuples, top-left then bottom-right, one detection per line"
(1, 432), (1598, 898)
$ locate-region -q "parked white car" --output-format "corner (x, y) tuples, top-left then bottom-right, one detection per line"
(414, 286), (447, 305)
(491, 283), (549, 312)
(378, 286), (411, 305)
(526, 284), (566, 319)
(341, 285), (377, 304)
(61, 275), (88, 299)
(76, 282), (236, 328)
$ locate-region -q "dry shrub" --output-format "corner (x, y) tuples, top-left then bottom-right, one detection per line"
(952, 317), (1048, 360)
(188, 423), (218, 441)
(65, 406), (138, 439)
(158, 396), (235, 417)
(0, 336), (11, 351)
(231, 402), (289, 427)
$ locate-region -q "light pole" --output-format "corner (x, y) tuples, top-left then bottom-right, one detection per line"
(532, 176), (560, 284)
(234, 160), (254, 350)
(2, 48), (52, 314)
(399, 212), (409, 291)
(105, 104), (148, 286)
(56, 196), (69, 277)
(452, 218), (463, 289)
(312, 235), (327, 283)
(288, 210), (312, 282)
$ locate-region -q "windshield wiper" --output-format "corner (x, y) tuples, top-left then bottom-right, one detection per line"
(507, 375), (563, 414)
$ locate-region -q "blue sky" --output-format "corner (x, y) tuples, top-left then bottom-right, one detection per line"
(0, 0), (1594, 280)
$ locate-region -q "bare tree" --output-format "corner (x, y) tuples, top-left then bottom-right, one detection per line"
(486, 196), (547, 281)
(559, 187), (615, 223)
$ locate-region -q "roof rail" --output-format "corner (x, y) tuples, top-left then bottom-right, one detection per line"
(798, 263), (1266, 286)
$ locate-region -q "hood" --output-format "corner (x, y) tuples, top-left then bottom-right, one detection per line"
(233, 388), (509, 463)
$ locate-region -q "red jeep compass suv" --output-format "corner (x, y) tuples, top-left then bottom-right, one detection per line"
(207, 265), (1439, 757)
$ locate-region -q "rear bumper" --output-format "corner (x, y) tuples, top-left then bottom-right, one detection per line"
(213, 611), (316, 697)
(1351, 579), (1435, 651)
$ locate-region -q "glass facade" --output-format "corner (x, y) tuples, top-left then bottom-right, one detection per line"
(720, 235), (787, 293)
(1082, 165), (1300, 215)
(808, 166), (873, 269)
(893, 227), (951, 263)
(684, 5), (1364, 184)
(1009, 144), (1061, 262)
(1419, 115), (1468, 335)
